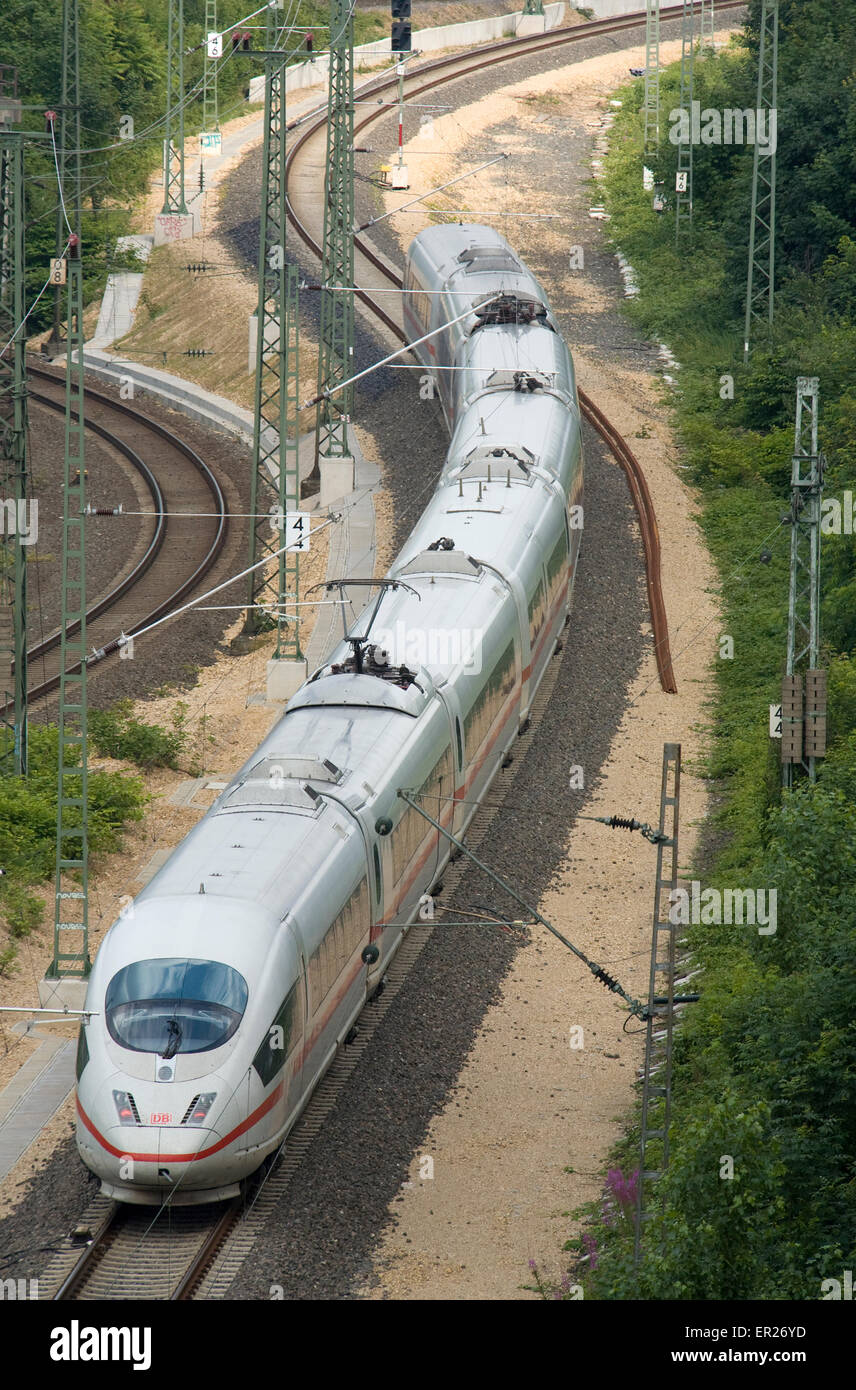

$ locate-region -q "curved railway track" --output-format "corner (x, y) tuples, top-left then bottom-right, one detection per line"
(283, 1), (748, 693)
(33, 4), (748, 1299)
(13, 366), (228, 708)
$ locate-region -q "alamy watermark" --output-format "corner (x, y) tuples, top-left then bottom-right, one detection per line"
(669, 881), (777, 935)
(669, 103), (777, 154)
(373, 621), (483, 673)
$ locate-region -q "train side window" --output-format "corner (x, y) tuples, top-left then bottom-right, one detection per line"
(528, 577), (547, 647)
(76, 1025), (89, 1081)
(252, 981), (303, 1087)
(463, 639), (516, 761)
(390, 743), (454, 884)
(546, 530), (568, 605)
(373, 843), (382, 904)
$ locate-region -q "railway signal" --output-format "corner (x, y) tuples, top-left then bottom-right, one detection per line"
(391, 0), (411, 54)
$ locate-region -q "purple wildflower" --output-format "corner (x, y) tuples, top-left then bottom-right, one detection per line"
(581, 1232), (599, 1270)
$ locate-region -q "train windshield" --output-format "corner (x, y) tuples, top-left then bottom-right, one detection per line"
(105, 958), (249, 1055)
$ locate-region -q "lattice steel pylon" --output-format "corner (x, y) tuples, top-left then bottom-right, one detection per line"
(47, 0), (81, 354)
(162, 0), (187, 215)
(315, 0), (355, 468)
(783, 378), (824, 789)
(633, 743), (682, 1274)
(700, 0), (715, 50)
(643, 0), (660, 159)
(203, 0), (219, 133)
(742, 0), (778, 363)
(49, 236), (89, 978)
(674, 0), (694, 242)
(0, 112), (28, 776)
(246, 51), (302, 657)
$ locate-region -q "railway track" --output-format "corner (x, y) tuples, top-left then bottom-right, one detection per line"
(40, 634), (567, 1302)
(13, 366), (228, 708)
(49, 1197), (240, 1301)
(34, 5), (743, 1300)
(283, 1), (748, 693)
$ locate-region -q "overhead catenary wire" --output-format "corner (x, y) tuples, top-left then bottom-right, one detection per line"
(397, 790), (648, 1017)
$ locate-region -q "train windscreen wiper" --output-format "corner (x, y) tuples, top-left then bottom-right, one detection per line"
(162, 1017), (182, 1059)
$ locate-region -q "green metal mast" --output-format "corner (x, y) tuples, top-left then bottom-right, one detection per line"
(47, 0), (80, 356)
(633, 743), (681, 1273)
(674, 0), (694, 242)
(246, 37), (302, 658)
(742, 0), (778, 362)
(275, 265), (300, 658)
(315, 0), (355, 468)
(521, 0), (545, 15)
(0, 80), (28, 776)
(162, 0), (187, 215)
(643, 0), (660, 160)
(50, 222), (89, 977)
(203, 0), (219, 134)
(782, 378), (825, 789)
(700, 0), (715, 51)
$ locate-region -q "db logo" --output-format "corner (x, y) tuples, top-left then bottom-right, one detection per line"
(149, 1112), (173, 1125)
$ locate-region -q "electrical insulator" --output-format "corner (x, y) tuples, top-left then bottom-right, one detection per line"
(44, 109), (57, 130)
(68, 234), (80, 259)
(241, 31), (251, 50)
(231, 31), (241, 50)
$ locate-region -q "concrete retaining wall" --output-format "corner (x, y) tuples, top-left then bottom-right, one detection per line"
(249, 4), (566, 101)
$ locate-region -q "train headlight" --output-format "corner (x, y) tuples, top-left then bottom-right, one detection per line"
(112, 1090), (140, 1126)
(183, 1092), (217, 1126)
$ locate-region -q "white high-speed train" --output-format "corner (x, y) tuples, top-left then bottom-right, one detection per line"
(75, 225), (584, 1203)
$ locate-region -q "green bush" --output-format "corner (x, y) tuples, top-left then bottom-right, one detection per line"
(0, 725), (146, 962)
(569, 5), (856, 1301)
(89, 699), (186, 770)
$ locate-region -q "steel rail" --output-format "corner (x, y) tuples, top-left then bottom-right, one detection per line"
(11, 365), (229, 707)
(51, 1197), (241, 1301)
